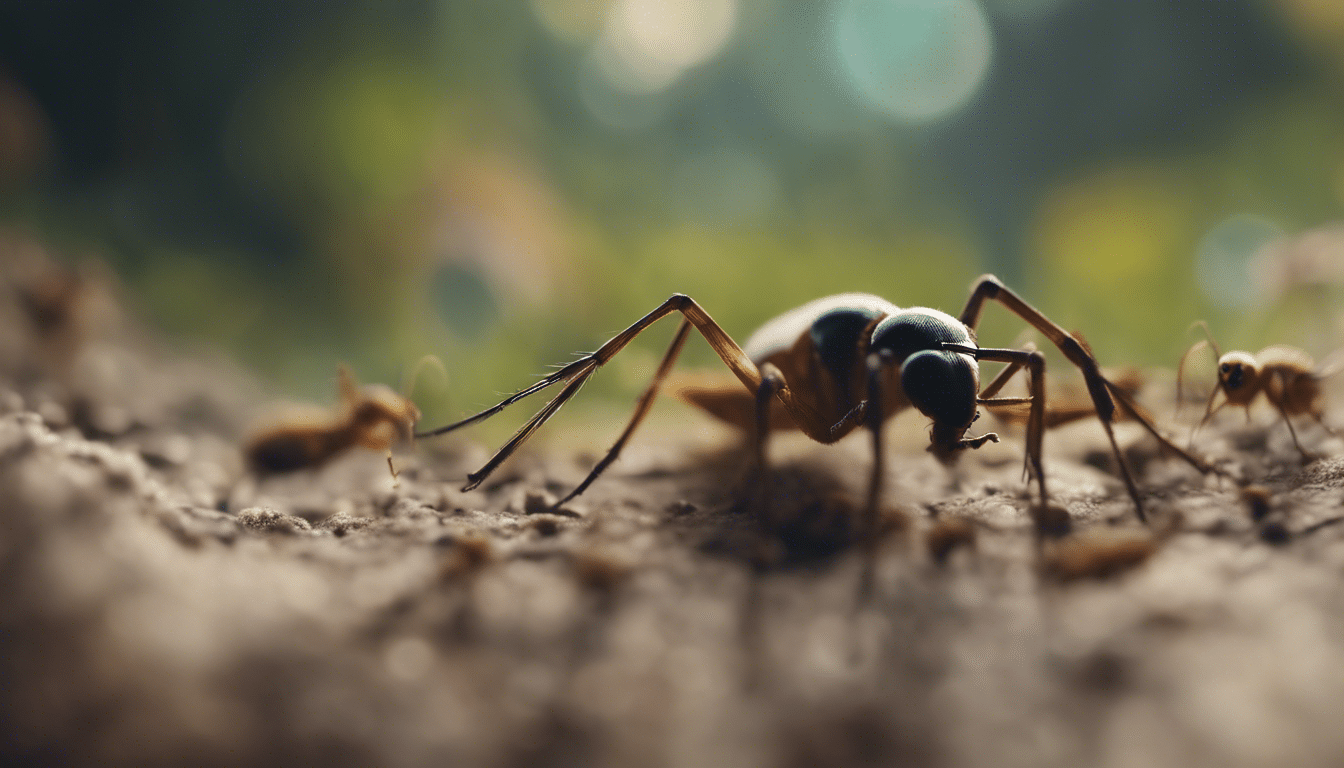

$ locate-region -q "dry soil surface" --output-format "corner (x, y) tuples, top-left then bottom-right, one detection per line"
(4, 236), (1344, 768)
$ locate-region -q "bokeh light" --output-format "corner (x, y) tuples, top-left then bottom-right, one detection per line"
(578, 49), (674, 130)
(0, 0), (1327, 401)
(530, 0), (614, 45)
(586, 0), (738, 97)
(834, 0), (994, 124)
(1195, 214), (1285, 309)
(670, 147), (781, 225)
(1031, 166), (1201, 358)
(610, 0), (738, 73)
(981, 0), (1068, 22)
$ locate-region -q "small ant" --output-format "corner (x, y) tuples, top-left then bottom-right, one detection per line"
(1178, 321), (1339, 458)
(246, 366), (420, 476)
(417, 275), (1216, 525)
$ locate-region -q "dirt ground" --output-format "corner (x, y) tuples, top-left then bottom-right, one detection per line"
(4, 234), (1344, 768)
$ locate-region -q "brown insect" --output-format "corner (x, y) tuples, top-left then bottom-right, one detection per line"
(417, 275), (1216, 524)
(1178, 322), (1339, 458)
(1039, 527), (1159, 582)
(246, 366), (420, 475)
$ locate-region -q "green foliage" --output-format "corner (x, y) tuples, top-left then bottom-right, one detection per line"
(5, 0), (1343, 411)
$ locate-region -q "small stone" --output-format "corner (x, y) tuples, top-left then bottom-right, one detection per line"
(666, 500), (697, 516)
(1259, 521), (1291, 546)
(236, 506), (312, 535)
(524, 491), (556, 515)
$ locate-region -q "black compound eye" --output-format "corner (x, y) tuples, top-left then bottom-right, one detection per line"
(1220, 363), (1232, 374)
(900, 350), (978, 429)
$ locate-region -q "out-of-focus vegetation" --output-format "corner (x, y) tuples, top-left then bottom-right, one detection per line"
(2, 0), (1344, 427)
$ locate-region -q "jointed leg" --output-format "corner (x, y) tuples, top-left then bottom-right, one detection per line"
(417, 296), (758, 441)
(978, 341), (1037, 400)
(1267, 371), (1310, 458)
(958, 275), (1219, 522)
(750, 363), (786, 526)
(416, 294), (830, 496)
(1188, 382), (1224, 448)
(554, 319), (694, 507)
(945, 344), (1048, 506)
(1105, 382), (1220, 475)
(960, 276), (1117, 425)
(1278, 405), (1309, 458)
(863, 352), (893, 535)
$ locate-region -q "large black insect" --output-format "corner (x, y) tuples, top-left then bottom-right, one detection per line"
(418, 275), (1213, 524)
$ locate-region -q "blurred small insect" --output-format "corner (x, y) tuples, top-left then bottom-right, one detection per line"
(1178, 321), (1340, 458)
(246, 366), (420, 476)
(418, 275), (1216, 525)
(1040, 527), (1160, 582)
(925, 517), (977, 566)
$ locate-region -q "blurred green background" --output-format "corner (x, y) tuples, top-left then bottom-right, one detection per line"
(3, 0), (1344, 425)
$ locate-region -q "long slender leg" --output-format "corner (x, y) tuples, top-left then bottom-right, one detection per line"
(416, 296), (743, 441)
(1188, 384), (1223, 448)
(1176, 337), (1214, 422)
(958, 275), (1220, 521)
(979, 341), (1037, 400)
(462, 365), (595, 489)
(416, 294), (834, 495)
(554, 319), (694, 507)
(1105, 383), (1220, 475)
(754, 365), (785, 479)
(960, 276), (1117, 424)
(1277, 405), (1308, 458)
(1267, 371), (1310, 459)
(749, 363), (786, 532)
(945, 344), (1048, 505)
(862, 351), (894, 537)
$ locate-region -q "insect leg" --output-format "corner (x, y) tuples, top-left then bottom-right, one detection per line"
(1267, 370), (1311, 458)
(420, 295), (787, 493)
(416, 297), (720, 442)
(958, 275), (1222, 522)
(1176, 335), (1213, 423)
(1106, 381), (1221, 476)
(945, 344), (1048, 508)
(462, 364), (596, 490)
(554, 319), (694, 507)
(978, 341), (1036, 400)
(748, 363), (787, 531)
(863, 351), (893, 534)
(1189, 381), (1224, 448)
(966, 277), (1228, 488)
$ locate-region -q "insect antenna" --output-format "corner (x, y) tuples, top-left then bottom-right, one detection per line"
(1177, 321), (1226, 447)
(1175, 338), (1209, 418)
(401, 355), (448, 418)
